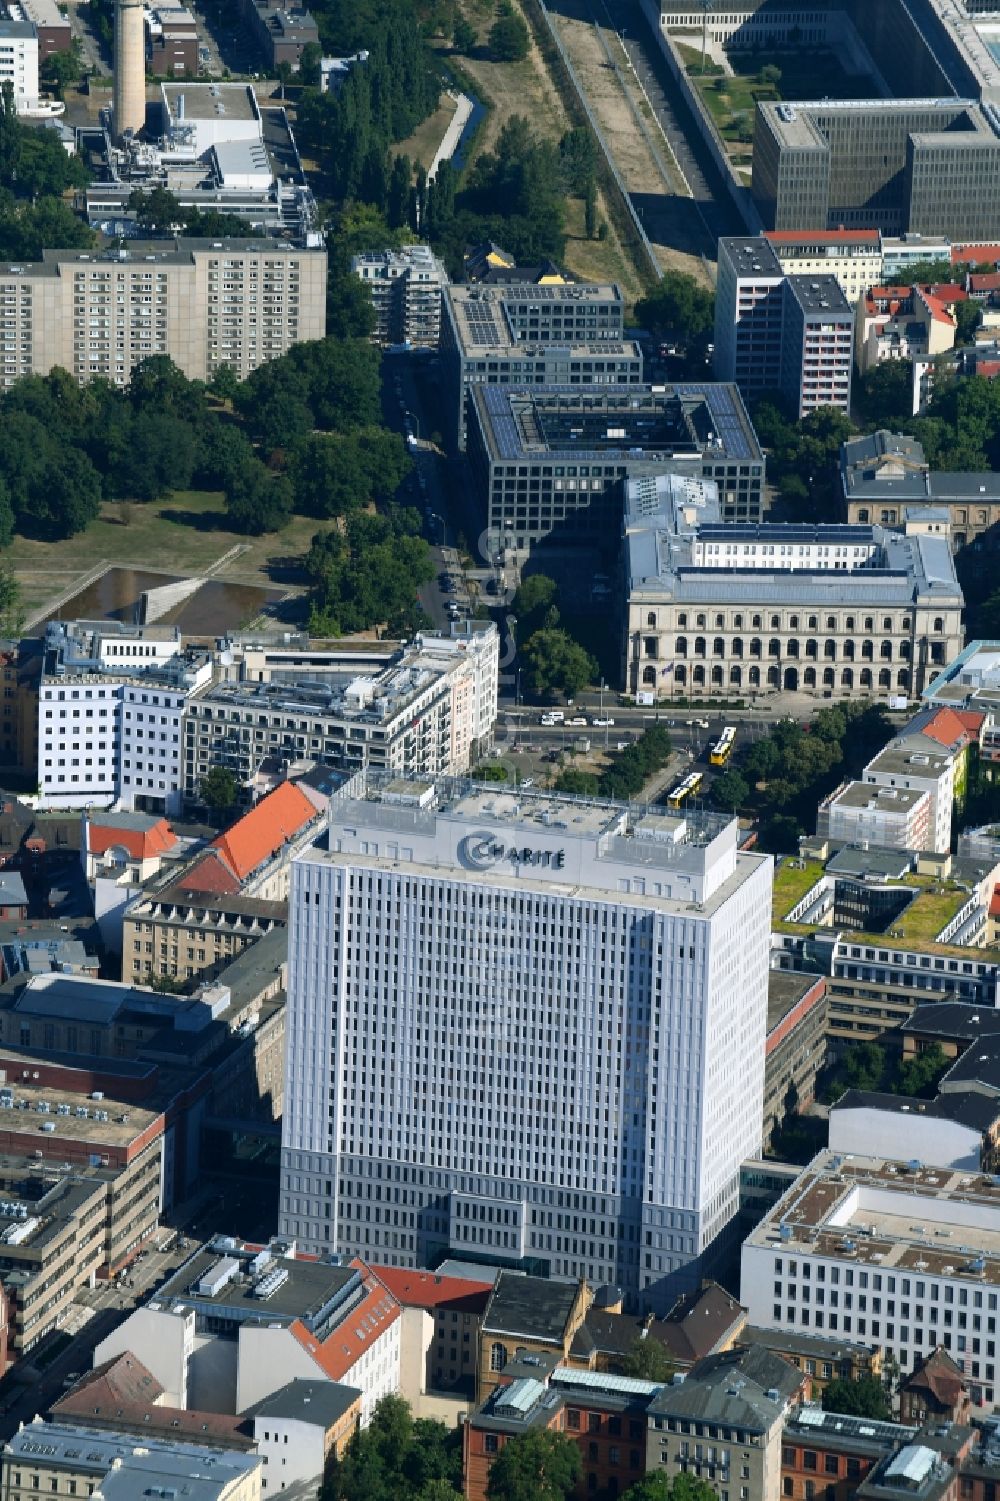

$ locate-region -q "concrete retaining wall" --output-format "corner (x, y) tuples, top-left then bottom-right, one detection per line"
(140, 576), (203, 624)
(640, 0), (762, 233)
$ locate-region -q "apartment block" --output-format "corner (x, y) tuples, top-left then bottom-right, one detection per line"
(1, 1422), (262, 1501)
(772, 839), (1000, 1040)
(816, 781), (933, 852)
(623, 474), (963, 702)
(0, 1091), (164, 1359)
(855, 283), (966, 374)
(236, 0), (318, 67)
(280, 772), (773, 1306)
(440, 280), (639, 449)
(765, 229), (884, 304)
(97, 1237), (401, 1424)
(182, 625), (499, 798)
(714, 240), (853, 416)
(15, 0), (71, 58)
(37, 622), (212, 817)
(0, 239), (326, 389)
(0, 19), (37, 110)
(741, 1149), (1000, 1406)
(122, 888), (286, 988)
(352, 245), (448, 349)
(842, 431), (1000, 552)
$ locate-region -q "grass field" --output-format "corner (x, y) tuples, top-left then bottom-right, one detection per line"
(676, 43), (877, 145)
(13, 492), (320, 624)
(392, 93), (460, 173)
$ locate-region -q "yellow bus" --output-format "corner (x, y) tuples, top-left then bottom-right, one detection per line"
(666, 770), (704, 809)
(709, 726), (737, 767)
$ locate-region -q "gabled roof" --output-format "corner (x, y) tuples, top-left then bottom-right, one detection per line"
(210, 782), (317, 883)
(86, 813), (178, 862)
(176, 849), (241, 896)
(906, 705), (985, 751)
(903, 1346), (967, 1406)
(288, 1261), (400, 1382)
(370, 1264), (493, 1314)
(51, 1353), (163, 1412)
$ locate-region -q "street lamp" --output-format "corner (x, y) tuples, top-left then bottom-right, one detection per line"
(697, 0), (714, 73)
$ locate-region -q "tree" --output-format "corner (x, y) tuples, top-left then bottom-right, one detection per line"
(622, 1477), (719, 1501)
(893, 1042), (948, 1098)
(0, 560), (23, 638)
(955, 298), (982, 345)
(225, 462), (293, 534)
(488, 10), (529, 61)
(452, 14), (476, 51)
(554, 769), (599, 795)
(759, 62), (781, 86)
(856, 360), (914, 429)
(521, 628), (595, 700)
(485, 1429), (581, 1501)
(128, 185), (183, 229)
(512, 573), (558, 630)
(200, 765), (238, 821)
(110, 410), (198, 501)
(619, 1334), (674, 1382)
(40, 39), (84, 96)
(711, 768), (749, 811)
(299, 41), (322, 85)
(822, 1376), (892, 1421)
(636, 272), (715, 345)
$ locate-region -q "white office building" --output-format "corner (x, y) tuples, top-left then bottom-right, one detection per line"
(280, 774), (773, 1307)
(741, 1150), (1000, 1408)
(37, 621), (211, 817)
(0, 20), (38, 111)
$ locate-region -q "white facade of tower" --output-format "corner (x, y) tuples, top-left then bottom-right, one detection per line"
(280, 778), (772, 1306)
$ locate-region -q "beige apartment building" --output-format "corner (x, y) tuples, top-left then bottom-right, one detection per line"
(0, 239), (326, 388)
(122, 886), (286, 987)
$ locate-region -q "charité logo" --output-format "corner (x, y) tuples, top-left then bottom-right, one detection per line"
(460, 833), (566, 870)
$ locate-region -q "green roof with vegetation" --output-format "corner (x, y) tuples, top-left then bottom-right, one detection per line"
(772, 859), (825, 924)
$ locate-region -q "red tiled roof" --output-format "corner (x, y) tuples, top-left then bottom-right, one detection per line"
(370, 1264), (493, 1313)
(210, 782), (317, 883)
(176, 849), (241, 896)
(969, 273), (1000, 292)
(88, 818), (177, 862)
(289, 1261), (400, 1382)
(919, 706), (984, 750)
(990, 887), (1000, 919)
(952, 244), (1000, 265)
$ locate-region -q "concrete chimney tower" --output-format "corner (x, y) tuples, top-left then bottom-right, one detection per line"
(112, 0), (146, 140)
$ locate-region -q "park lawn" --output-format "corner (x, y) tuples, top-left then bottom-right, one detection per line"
(772, 857), (824, 923)
(11, 491), (319, 624)
(392, 92), (460, 173)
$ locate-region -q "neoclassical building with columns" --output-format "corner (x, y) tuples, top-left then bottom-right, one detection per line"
(623, 473), (964, 701)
